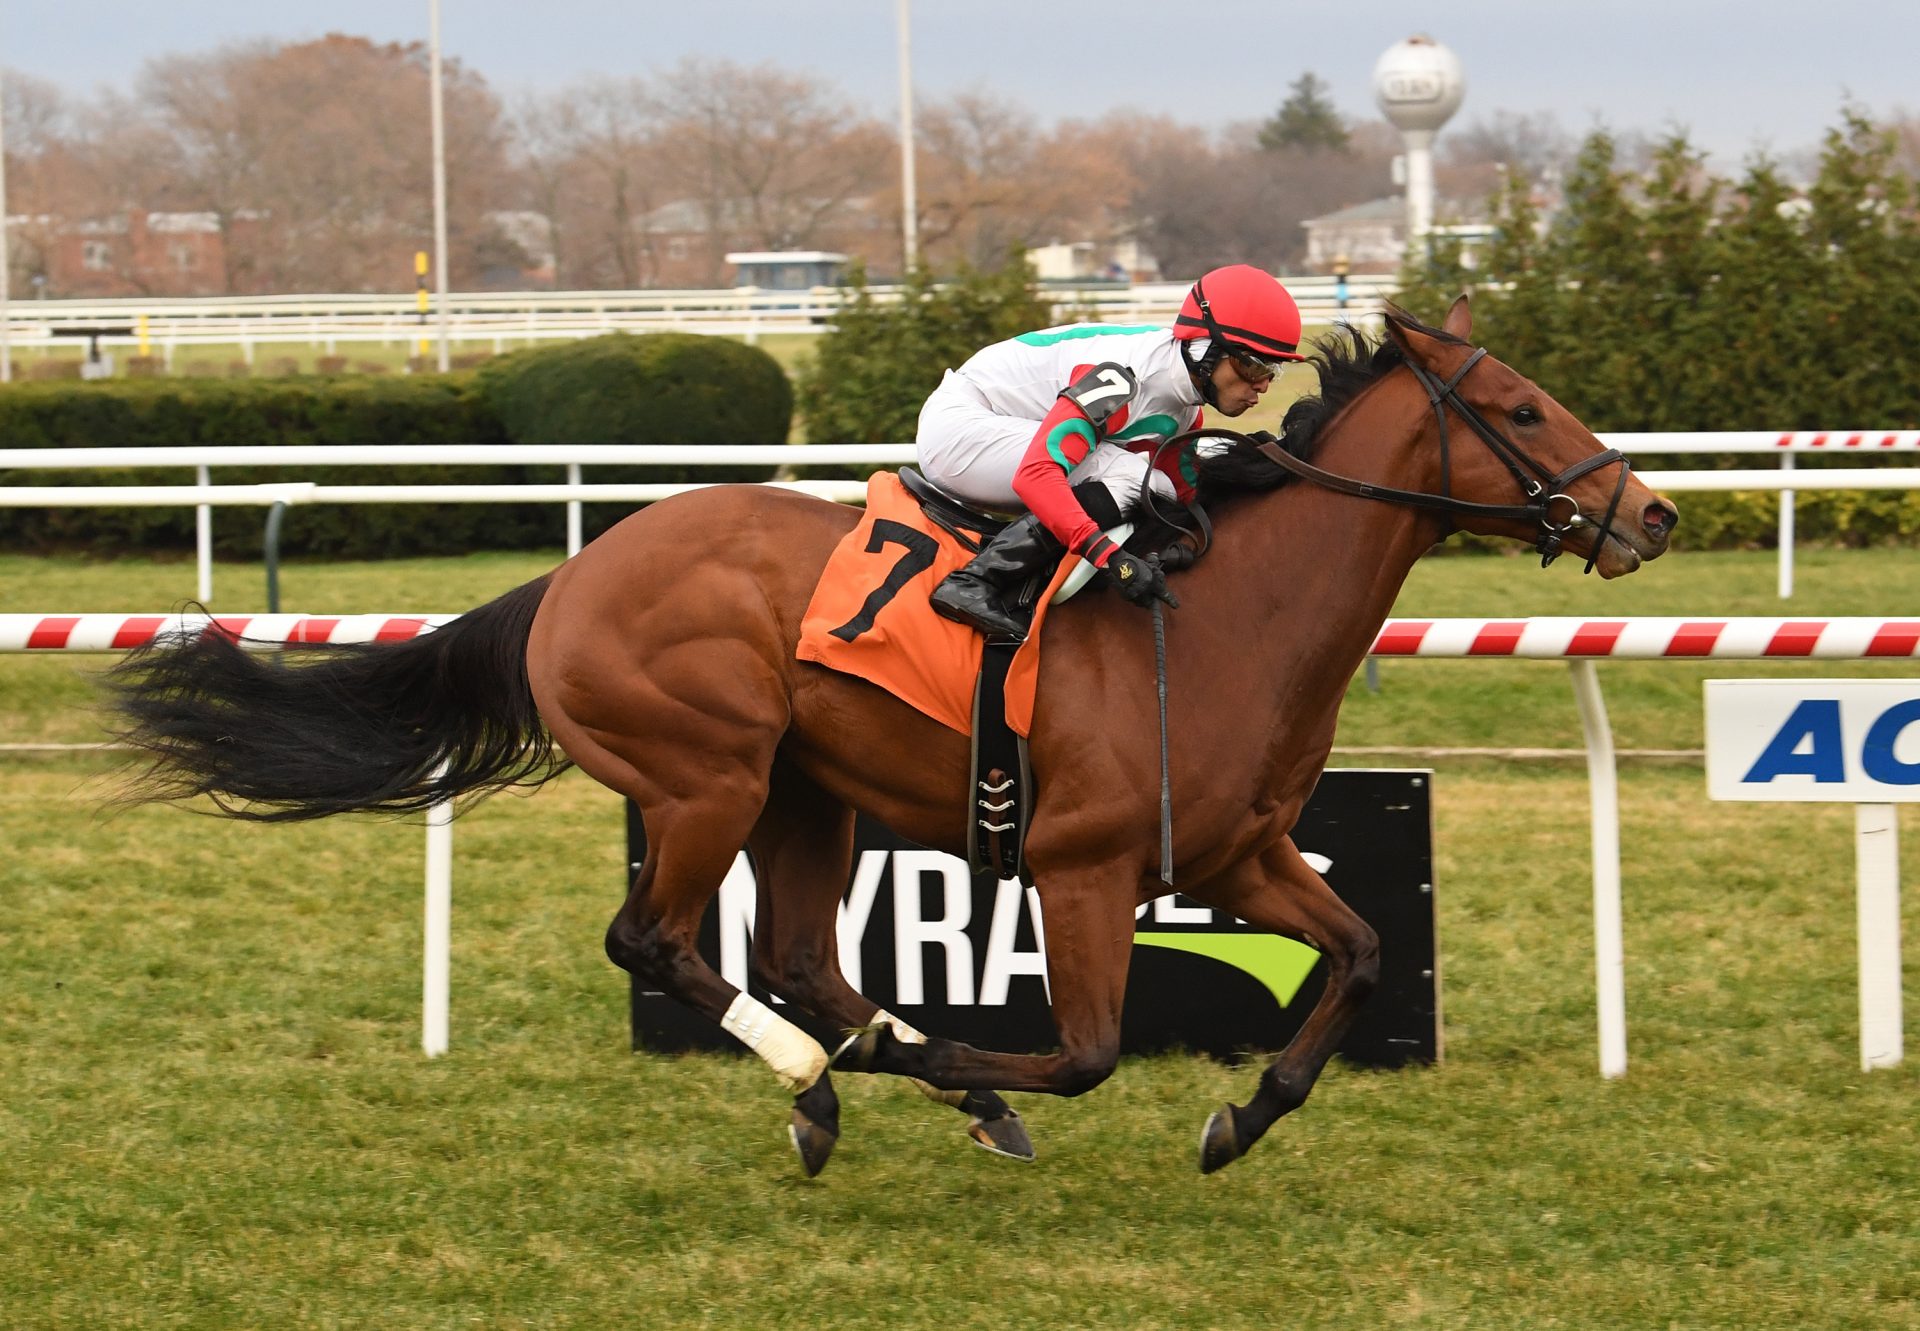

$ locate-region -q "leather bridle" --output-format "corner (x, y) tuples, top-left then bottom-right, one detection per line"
(1152, 344), (1637, 575)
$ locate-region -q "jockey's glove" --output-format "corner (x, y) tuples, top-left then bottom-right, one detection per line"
(1102, 549), (1178, 609)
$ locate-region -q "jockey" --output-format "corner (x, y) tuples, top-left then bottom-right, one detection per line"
(917, 264), (1305, 638)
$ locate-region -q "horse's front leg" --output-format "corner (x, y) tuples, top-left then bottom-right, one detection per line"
(1182, 834), (1381, 1173)
(833, 864), (1136, 1097)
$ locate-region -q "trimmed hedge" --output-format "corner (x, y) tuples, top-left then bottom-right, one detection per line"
(1, 334), (794, 557)
(476, 332), (790, 538)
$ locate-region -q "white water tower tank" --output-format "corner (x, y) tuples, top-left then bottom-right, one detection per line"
(1372, 35), (1465, 240)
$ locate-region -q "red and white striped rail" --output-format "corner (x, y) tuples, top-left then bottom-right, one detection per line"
(0, 612), (455, 652)
(1769, 430), (1920, 449)
(8, 612), (1920, 660)
(1367, 617), (1920, 660)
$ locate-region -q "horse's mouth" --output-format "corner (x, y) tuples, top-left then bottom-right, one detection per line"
(1594, 539), (1642, 579)
(1588, 519), (1671, 578)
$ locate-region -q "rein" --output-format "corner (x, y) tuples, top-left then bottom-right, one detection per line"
(1120, 339), (1635, 883)
(1164, 345), (1636, 575)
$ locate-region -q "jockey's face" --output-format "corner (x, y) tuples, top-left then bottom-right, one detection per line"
(1208, 352), (1274, 416)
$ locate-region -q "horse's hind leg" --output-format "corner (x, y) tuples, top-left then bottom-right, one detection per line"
(831, 862), (1139, 1098)
(606, 785), (845, 1177)
(746, 757), (1035, 1162)
(1182, 834), (1381, 1174)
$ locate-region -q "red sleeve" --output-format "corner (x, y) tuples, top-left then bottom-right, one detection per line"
(1012, 395), (1106, 558)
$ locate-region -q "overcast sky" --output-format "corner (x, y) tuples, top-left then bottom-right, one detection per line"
(6, 1), (1914, 170)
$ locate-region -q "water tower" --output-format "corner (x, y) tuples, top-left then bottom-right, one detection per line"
(1372, 34), (1465, 242)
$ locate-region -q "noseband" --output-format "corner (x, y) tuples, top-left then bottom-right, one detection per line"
(1174, 345), (1635, 575)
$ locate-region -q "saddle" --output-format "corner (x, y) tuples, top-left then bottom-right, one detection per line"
(797, 469), (1198, 882)
(893, 469), (1198, 878)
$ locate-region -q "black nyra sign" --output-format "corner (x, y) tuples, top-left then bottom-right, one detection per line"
(629, 769), (1438, 1066)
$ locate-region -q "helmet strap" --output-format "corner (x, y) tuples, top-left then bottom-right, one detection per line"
(1180, 337), (1223, 408)
(1181, 274), (1231, 408)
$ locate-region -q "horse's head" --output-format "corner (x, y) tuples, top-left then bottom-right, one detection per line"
(1383, 297), (1678, 577)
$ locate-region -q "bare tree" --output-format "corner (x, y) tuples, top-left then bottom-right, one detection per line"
(516, 79), (672, 288)
(133, 35), (516, 293)
(2, 70), (78, 294)
(1441, 110), (1575, 181)
(1885, 107), (1920, 178)
(1118, 113), (1396, 275)
(652, 58), (893, 282)
(135, 44), (273, 292)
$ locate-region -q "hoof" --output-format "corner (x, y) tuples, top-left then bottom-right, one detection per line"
(967, 1108), (1036, 1162)
(789, 1074), (841, 1179)
(788, 1112), (837, 1178)
(1199, 1102), (1246, 1175)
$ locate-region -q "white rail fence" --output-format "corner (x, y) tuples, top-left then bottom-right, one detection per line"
(5, 612), (1911, 1073)
(2, 277), (1400, 359)
(5, 432), (1918, 601)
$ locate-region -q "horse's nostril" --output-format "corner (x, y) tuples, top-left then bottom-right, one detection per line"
(1643, 502), (1677, 538)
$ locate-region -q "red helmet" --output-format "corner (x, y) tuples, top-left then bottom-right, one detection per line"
(1173, 264), (1306, 372)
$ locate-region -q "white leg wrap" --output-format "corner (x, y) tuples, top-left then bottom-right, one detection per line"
(721, 994), (828, 1094)
(876, 1009), (968, 1109)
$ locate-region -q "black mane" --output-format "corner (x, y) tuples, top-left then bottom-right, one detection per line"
(1193, 309), (1465, 501)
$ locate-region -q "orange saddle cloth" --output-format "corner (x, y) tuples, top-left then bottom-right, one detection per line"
(796, 472), (1074, 738)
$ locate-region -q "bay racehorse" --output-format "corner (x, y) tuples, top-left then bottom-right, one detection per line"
(106, 298), (1677, 1177)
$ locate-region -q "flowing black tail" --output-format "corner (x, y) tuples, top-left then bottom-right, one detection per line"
(105, 576), (566, 821)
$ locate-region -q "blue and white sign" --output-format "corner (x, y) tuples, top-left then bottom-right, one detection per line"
(1706, 679), (1920, 802)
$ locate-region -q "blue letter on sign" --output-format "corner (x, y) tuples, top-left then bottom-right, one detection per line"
(1861, 699), (1920, 785)
(1743, 699), (1846, 784)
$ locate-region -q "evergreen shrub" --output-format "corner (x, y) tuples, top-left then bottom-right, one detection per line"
(796, 260), (1053, 452)
(476, 332), (791, 538)
(1394, 112), (1920, 549)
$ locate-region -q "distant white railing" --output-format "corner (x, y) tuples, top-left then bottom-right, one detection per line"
(4, 433), (1915, 601)
(0, 277), (1402, 359)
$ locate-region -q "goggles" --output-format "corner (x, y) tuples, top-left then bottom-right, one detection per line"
(1223, 345), (1288, 384)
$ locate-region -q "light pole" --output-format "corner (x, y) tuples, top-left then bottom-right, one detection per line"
(896, 0), (918, 273)
(427, 0), (452, 372)
(0, 64), (12, 383)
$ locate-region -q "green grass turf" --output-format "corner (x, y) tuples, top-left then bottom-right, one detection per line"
(0, 759), (1914, 1328)
(2, 548), (1918, 1326)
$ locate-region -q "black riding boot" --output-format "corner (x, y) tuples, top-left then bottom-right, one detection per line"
(929, 513), (1065, 639)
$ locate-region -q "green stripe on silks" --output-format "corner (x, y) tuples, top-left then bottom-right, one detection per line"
(1109, 413), (1200, 491)
(1110, 413), (1178, 443)
(1016, 323), (1162, 346)
(1133, 933), (1322, 1009)
(1047, 418), (1097, 471)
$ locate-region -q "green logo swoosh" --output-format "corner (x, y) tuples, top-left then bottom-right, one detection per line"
(1133, 933), (1323, 1009)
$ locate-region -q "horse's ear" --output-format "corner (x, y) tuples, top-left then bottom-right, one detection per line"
(1382, 307), (1417, 356)
(1384, 297), (1474, 361)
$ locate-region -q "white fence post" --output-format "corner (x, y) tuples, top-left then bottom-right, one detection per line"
(195, 465), (213, 603)
(1779, 452), (1795, 600)
(1855, 803), (1903, 1070)
(566, 462), (583, 556)
(422, 795), (454, 1058)
(1569, 659), (1628, 1080)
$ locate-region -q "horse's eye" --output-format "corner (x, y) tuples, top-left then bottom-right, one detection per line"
(1512, 404), (1542, 427)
